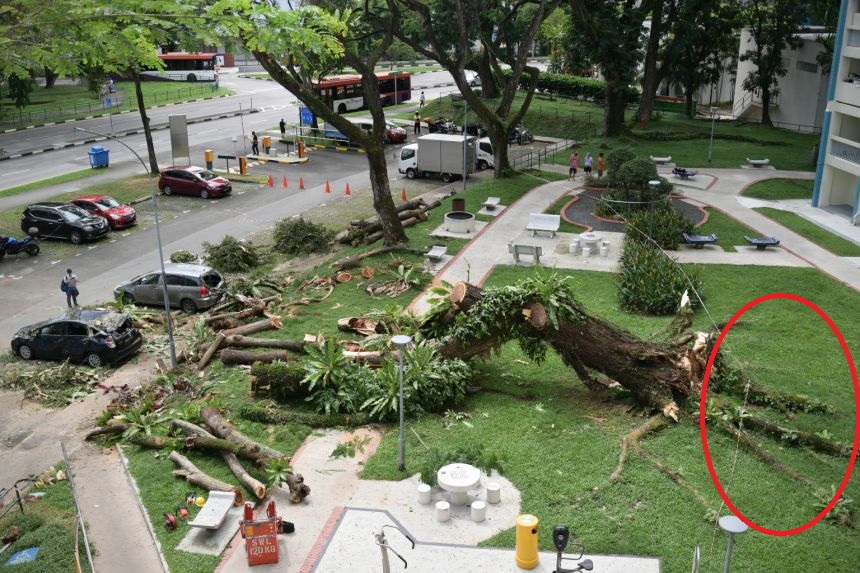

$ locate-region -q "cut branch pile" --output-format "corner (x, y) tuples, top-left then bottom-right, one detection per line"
(334, 197), (441, 246)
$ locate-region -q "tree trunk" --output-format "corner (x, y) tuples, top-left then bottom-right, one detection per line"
(760, 88), (773, 127)
(219, 348), (291, 365)
(126, 431), (265, 465)
(636, 1), (665, 122)
(197, 332), (225, 371)
(489, 122), (511, 176)
(168, 451), (245, 506)
(200, 407), (284, 461)
(131, 71), (159, 175)
(44, 68), (57, 89)
(206, 305), (266, 326)
(437, 283), (709, 420)
(365, 145), (408, 245)
(200, 335), (307, 354)
(685, 89), (695, 118)
(603, 81), (629, 137)
(478, 44), (498, 99)
(221, 316), (282, 337)
(330, 245), (424, 271)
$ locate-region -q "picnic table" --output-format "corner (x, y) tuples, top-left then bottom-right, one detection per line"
(672, 167), (697, 180)
(683, 233), (718, 249)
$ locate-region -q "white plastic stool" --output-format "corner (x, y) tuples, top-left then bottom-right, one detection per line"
(471, 500), (486, 522)
(418, 483), (432, 505)
(486, 483), (501, 504)
(435, 501), (450, 522)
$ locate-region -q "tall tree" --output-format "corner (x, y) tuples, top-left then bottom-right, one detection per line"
(635, 0), (664, 123)
(214, 1), (408, 245)
(739, 0), (808, 126)
(807, 0), (839, 75)
(393, 0), (558, 176)
(568, 0), (648, 136)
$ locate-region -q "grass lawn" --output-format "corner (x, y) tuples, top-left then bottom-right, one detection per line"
(754, 207), (860, 257)
(743, 178), (814, 200)
(694, 207), (761, 253)
(0, 169), (105, 198)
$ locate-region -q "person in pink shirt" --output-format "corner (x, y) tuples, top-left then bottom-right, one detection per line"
(569, 151), (579, 180)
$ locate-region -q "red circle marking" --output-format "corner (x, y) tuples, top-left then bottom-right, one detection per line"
(700, 292), (860, 536)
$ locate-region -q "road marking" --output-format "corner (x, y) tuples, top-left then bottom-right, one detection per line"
(122, 232), (131, 237)
(110, 239), (117, 243)
(6, 168), (31, 176)
(182, 210), (191, 214)
(51, 260), (62, 265)
(88, 245), (98, 250)
(75, 253), (81, 257)
(198, 129), (217, 135)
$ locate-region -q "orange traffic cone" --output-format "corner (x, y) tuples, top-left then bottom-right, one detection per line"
(299, 177), (305, 190)
(325, 180), (331, 194)
(282, 176), (288, 188)
(401, 188), (407, 201)
(267, 175), (274, 187)
(344, 182), (351, 196)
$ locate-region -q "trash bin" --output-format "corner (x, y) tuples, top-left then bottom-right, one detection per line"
(88, 146), (109, 168)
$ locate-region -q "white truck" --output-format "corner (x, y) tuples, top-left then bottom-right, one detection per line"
(399, 134), (477, 182)
(477, 137), (495, 170)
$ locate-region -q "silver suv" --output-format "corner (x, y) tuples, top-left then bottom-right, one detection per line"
(114, 263), (225, 313)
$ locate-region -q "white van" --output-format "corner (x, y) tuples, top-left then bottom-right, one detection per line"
(477, 137), (494, 170)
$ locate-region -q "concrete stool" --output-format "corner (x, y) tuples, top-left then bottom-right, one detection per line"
(599, 242), (609, 257)
(582, 246), (592, 258)
(569, 240), (580, 255)
(471, 501), (486, 522)
(486, 483), (501, 504)
(436, 501), (450, 522)
(418, 483), (432, 505)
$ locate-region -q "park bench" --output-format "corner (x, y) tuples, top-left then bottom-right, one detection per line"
(188, 491), (236, 530)
(744, 236), (780, 250)
(683, 232), (718, 249)
(526, 213), (561, 237)
(650, 155), (673, 165)
(509, 243), (543, 265)
(482, 196), (501, 211)
(746, 158), (770, 167)
(425, 245), (448, 262)
(672, 167), (698, 180)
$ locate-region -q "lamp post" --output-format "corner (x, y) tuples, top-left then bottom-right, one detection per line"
(391, 334), (412, 471)
(708, 107), (717, 164)
(719, 515), (749, 573)
(74, 127), (177, 368)
(389, 70), (403, 105)
(463, 98), (468, 191)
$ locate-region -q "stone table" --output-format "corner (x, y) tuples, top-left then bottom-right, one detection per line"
(437, 463), (481, 506)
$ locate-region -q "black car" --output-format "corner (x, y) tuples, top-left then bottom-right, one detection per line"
(21, 202), (110, 244)
(11, 310), (143, 368)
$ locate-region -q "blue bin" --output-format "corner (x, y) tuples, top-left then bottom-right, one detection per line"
(88, 146), (109, 168)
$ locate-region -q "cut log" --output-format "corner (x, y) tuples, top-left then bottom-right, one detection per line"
(206, 304), (266, 327)
(221, 316), (282, 337)
(449, 282), (484, 314)
(200, 407), (284, 462)
(358, 217), (420, 246)
(396, 197), (428, 212)
(126, 431), (264, 465)
(199, 335), (307, 356)
(197, 332), (226, 371)
(330, 245), (423, 271)
(220, 348), (290, 365)
(168, 450), (245, 506)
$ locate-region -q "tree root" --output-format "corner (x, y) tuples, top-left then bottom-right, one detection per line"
(610, 415), (668, 483)
(740, 415), (851, 458)
(635, 445), (714, 511)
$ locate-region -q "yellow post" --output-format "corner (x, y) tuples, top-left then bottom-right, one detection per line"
(262, 136), (271, 155)
(515, 514), (539, 569)
(204, 149), (213, 170)
(297, 141), (305, 158)
(239, 156), (247, 175)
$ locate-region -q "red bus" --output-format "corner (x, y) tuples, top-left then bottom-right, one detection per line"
(313, 71), (411, 113)
(142, 53), (219, 82)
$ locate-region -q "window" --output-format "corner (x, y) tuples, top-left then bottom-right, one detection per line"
(41, 323), (65, 336)
(401, 148), (415, 160)
(136, 274), (159, 286)
(165, 275), (185, 286)
(480, 142), (493, 154)
(67, 323), (89, 336)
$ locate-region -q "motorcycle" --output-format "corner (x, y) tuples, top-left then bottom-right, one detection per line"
(425, 117), (458, 134)
(0, 231), (40, 260)
(509, 123), (534, 145)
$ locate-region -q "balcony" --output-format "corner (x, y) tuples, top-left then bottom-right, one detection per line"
(836, 81), (860, 110)
(828, 136), (860, 174)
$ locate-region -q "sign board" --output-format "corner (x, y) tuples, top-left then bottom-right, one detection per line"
(168, 114), (190, 165)
(299, 107), (315, 126)
(243, 519), (279, 566)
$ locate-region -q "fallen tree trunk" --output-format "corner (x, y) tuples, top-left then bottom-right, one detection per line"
(222, 316), (282, 337)
(219, 348), (291, 365)
(198, 335), (307, 355)
(197, 332), (226, 371)
(125, 432), (264, 465)
(357, 216), (421, 246)
(207, 304), (266, 328)
(330, 245), (424, 271)
(169, 450), (245, 506)
(171, 420), (267, 499)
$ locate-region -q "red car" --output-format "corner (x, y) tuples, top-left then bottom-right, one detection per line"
(71, 195), (137, 230)
(158, 166), (232, 199)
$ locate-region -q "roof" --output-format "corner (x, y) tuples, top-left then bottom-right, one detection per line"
(154, 263), (217, 276)
(73, 194), (110, 202)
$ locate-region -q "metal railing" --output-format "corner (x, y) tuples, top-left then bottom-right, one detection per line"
(830, 138), (860, 166)
(510, 138), (573, 171)
(0, 475), (37, 520)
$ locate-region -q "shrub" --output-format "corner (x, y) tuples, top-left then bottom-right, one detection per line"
(502, 69), (639, 103)
(605, 147), (636, 173)
(625, 204), (693, 250)
(618, 240), (703, 315)
(169, 249), (198, 263)
(607, 157), (660, 191)
(272, 217), (333, 256)
(202, 235), (261, 272)
(250, 360), (308, 401)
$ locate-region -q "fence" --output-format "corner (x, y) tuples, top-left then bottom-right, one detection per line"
(0, 83), (220, 130)
(509, 138), (574, 172)
(0, 475), (37, 521)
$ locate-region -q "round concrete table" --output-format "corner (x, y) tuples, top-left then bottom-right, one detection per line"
(579, 231), (602, 249)
(437, 463), (481, 506)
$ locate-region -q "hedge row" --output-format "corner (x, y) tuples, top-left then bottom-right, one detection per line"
(502, 69), (639, 104)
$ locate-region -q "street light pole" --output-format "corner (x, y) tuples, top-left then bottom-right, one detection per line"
(74, 127), (178, 369)
(463, 99), (468, 191)
(392, 334), (412, 472)
(708, 107), (717, 164)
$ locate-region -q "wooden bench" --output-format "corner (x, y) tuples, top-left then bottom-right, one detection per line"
(425, 245), (448, 262)
(526, 213), (561, 237)
(744, 236), (780, 250)
(683, 233), (718, 249)
(482, 196), (501, 211)
(672, 167), (698, 180)
(650, 155), (672, 165)
(509, 243), (543, 265)
(746, 158), (770, 167)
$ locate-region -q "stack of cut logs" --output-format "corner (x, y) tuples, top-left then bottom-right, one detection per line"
(334, 197), (441, 246)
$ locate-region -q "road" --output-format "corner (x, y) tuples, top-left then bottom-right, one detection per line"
(0, 71), (469, 346)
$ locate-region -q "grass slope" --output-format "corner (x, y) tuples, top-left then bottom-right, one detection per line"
(753, 207), (860, 256)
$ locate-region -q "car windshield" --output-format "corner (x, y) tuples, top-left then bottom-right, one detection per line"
(58, 205), (91, 221)
(95, 197), (120, 209)
(195, 170), (219, 181)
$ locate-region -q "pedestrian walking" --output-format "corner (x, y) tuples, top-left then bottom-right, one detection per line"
(61, 268), (79, 308)
(569, 151), (579, 180)
(414, 111), (421, 135)
(583, 153), (593, 177)
(597, 153), (605, 178)
(107, 78), (116, 93)
(251, 131), (259, 155)
(419, 91), (426, 108)
(279, 118), (286, 139)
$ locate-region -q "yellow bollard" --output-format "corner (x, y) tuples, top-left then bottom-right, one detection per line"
(515, 514), (539, 569)
(262, 136), (271, 155)
(239, 156), (247, 176)
(297, 141), (305, 158)
(204, 149), (213, 170)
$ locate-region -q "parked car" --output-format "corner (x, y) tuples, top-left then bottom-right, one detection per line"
(11, 310), (143, 368)
(20, 202), (110, 244)
(71, 195), (137, 230)
(466, 71), (481, 87)
(158, 166), (232, 199)
(346, 117), (408, 144)
(114, 263), (226, 313)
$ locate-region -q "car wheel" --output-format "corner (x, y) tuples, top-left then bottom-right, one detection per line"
(0, 249), (5, 260)
(406, 168), (416, 180)
(121, 292), (135, 305)
(441, 172), (452, 183)
(70, 231), (82, 245)
(85, 353), (103, 368)
(477, 160), (488, 171)
(163, 186), (173, 196)
(17, 344), (33, 360)
(383, 134), (390, 144)
(180, 298), (197, 314)
(338, 103), (347, 114)
(26, 244), (40, 256)
(200, 189), (210, 199)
